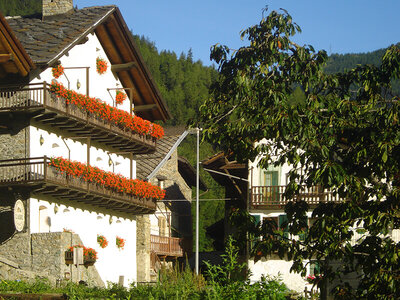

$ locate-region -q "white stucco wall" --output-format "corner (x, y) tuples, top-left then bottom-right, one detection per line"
(248, 141), (310, 293)
(249, 258), (307, 293)
(28, 32), (139, 286)
(30, 199), (137, 286)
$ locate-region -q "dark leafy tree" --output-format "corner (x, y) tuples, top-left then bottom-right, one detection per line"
(199, 8), (400, 298)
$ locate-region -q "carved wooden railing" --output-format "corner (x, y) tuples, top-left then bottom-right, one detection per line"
(150, 235), (184, 257)
(250, 185), (342, 209)
(0, 82), (156, 154)
(0, 157), (156, 214)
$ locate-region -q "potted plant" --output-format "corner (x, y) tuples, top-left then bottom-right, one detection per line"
(116, 236), (125, 250)
(65, 244), (98, 267)
(64, 247), (74, 265)
(52, 64), (64, 79)
(83, 247), (98, 267)
(97, 234), (108, 248)
(96, 57), (108, 75)
(306, 274), (322, 285)
(115, 91), (127, 105)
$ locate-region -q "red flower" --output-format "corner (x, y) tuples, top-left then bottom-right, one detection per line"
(52, 64), (64, 79)
(116, 236), (125, 250)
(116, 91), (127, 105)
(49, 82), (164, 139)
(49, 157), (166, 200)
(96, 57), (108, 75)
(97, 235), (108, 248)
(67, 244), (98, 260)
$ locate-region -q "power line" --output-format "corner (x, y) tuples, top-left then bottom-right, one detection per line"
(157, 198), (238, 202)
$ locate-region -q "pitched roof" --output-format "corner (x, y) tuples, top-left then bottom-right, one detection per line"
(6, 6), (115, 65)
(135, 135), (180, 180)
(202, 151), (248, 197)
(178, 156), (207, 190)
(5, 6), (170, 121)
(0, 12), (35, 77)
(136, 134), (207, 190)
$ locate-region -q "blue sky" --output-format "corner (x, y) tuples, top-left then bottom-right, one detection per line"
(76, 0), (400, 66)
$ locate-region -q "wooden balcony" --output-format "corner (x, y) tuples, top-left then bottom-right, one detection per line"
(150, 235), (184, 258)
(0, 157), (156, 215)
(250, 185), (342, 210)
(0, 82), (156, 155)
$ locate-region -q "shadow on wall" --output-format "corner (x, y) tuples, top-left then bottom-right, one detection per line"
(164, 183), (192, 238)
(0, 193), (17, 245)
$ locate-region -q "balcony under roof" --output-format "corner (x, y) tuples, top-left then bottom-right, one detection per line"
(0, 157), (156, 216)
(0, 82), (157, 155)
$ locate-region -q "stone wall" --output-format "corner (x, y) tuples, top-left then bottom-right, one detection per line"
(0, 231), (104, 286)
(136, 215), (150, 283)
(136, 148), (194, 282)
(0, 128), (28, 160)
(148, 149), (193, 238)
(32, 232), (104, 286)
(42, 0), (73, 17)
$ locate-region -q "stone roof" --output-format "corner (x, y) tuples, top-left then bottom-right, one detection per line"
(5, 6), (115, 65)
(135, 135), (180, 180)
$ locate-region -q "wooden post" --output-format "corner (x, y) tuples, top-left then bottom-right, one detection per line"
(43, 156), (47, 179)
(86, 137), (90, 166)
(130, 89), (133, 116)
(130, 153), (133, 179)
(86, 67), (89, 97)
(87, 137), (90, 192)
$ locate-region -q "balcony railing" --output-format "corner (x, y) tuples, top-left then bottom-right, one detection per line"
(350, 228), (400, 245)
(150, 235), (184, 257)
(0, 82), (156, 154)
(250, 185), (342, 209)
(0, 157), (156, 215)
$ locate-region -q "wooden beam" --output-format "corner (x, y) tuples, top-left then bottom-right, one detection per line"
(134, 104), (157, 112)
(0, 53), (12, 63)
(220, 163), (247, 170)
(111, 62), (137, 72)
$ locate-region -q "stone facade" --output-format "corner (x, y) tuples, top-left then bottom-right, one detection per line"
(136, 147), (193, 281)
(0, 188), (102, 286)
(42, 0), (74, 17)
(0, 231), (104, 286)
(0, 128), (28, 160)
(136, 215), (150, 283)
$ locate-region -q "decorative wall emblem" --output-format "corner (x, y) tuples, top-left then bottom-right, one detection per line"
(13, 200), (25, 232)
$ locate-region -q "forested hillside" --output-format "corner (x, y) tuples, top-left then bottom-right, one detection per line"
(133, 36), (218, 126)
(324, 44), (400, 95)
(132, 35), (224, 251)
(0, 0), (41, 16)
(324, 48), (387, 73)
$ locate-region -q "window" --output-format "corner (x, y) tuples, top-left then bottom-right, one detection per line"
(309, 260), (321, 276)
(262, 215), (288, 238)
(158, 216), (167, 237)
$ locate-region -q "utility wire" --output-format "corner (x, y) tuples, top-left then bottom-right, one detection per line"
(157, 198), (238, 202)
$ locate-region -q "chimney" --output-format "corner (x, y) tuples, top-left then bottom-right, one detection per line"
(42, 0), (73, 17)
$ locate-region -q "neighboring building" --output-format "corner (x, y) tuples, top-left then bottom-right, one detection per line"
(203, 148), (400, 294)
(135, 128), (207, 282)
(0, 1), (171, 286)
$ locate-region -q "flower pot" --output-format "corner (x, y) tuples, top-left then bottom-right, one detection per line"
(84, 257), (96, 267)
(65, 251), (73, 265)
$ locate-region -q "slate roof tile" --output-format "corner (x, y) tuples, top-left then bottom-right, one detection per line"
(136, 135), (180, 180)
(6, 6), (115, 64)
